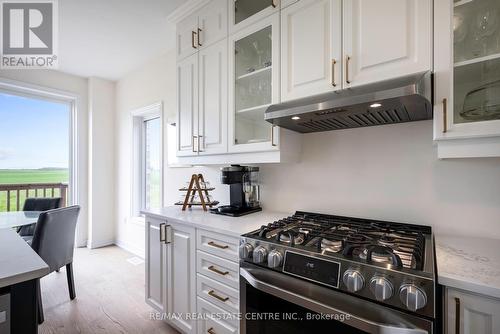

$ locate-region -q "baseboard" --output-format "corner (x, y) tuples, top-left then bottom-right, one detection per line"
(115, 239), (145, 259)
(87, 238), (115, 249)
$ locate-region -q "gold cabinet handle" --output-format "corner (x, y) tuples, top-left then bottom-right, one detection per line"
(207, 328), (216, 334)
(197, 28), (202, 47)
(159, 223), (165, 243)
(208, 241), (228, 249)
(198, 135), (203, 152)
(192, 135), (198, 152)
(271, 125), (277, 147)
(208, 290), (229, 302)
(443, 98), (448, 133)
(346, 55), (351, 84)
(208, 265), (229, 276)
(455, 297), (460, 334)
(192, 31), (197, 49)
(331, 59), (337, 87)
(271, 0), (277, 8)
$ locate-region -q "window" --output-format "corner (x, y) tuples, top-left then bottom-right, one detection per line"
(143, 117), (161, 210)
(131, 102), (162, 215)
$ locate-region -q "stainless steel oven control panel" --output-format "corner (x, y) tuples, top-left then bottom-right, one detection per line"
(239, 237), (435, 319)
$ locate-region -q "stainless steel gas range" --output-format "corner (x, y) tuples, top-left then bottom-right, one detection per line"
(239, 211), (440, 334)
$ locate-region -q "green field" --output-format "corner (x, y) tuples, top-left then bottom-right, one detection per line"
(0, 169), (68, 212)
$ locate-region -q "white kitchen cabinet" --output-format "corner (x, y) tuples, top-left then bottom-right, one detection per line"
(177, 53), (198, 157)
(145, 217), (168, 313)
(197, 0), (228, 49)
(229, 0), (280, 33)
(281, 0), (342, 101)
(446, 288), (500, 334)
(228, 13), (281, 154)
(433, 0), (500, 158)
(167, 223), (197, 334)
(198, 39), (228, 155)
(176, 0), (228, 62)
(342, 0), (432, 88)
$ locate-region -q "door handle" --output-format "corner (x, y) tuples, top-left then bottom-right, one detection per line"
(159, 223), (166, 243)
(192, 31), (197, 49)
(208, 290), (229, 302)
(197, 28), (202, 47)
(346, 55), (351, 84)
(331, 59), (337, 87)
(192, 135), (198, 152)
(208, 241), (229, 249)
(271, 125), (277, 147)
(442, 98), (448, 133)
(208, 265), (229, 276)
(455, 297), (460, 334)
(198, 135), (203, 152)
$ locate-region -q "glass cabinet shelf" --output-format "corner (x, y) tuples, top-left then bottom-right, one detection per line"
(453, 0), (500, 124)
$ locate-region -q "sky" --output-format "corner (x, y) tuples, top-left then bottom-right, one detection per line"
(0, 92), (69, 169)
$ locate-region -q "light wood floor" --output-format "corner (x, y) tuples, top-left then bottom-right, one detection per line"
(39, 246), (178, 334)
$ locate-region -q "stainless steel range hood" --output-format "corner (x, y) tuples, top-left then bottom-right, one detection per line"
(265, 71), (433, 133)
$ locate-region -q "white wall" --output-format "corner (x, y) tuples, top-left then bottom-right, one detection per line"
(88, 77), (116, 248)
(115, 53), (500, 258)
(0, 69), (89, 247)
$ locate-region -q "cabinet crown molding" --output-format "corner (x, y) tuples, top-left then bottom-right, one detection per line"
(167, 0), (211, 24)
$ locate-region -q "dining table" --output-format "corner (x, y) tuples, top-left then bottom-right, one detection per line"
(0, 211), (41, 229)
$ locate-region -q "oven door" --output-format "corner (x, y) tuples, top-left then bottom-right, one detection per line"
(240, 262), (433, 334)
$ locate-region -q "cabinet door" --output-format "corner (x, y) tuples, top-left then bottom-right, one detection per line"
(145, 217), (167, 313)
(446, 288), (500, 334)
(177, 14), (199, 61)
(228, 13), (280, 153)
(229, 0), (280, 33)
(281, 0), (342, 101)
(198, 39), (228, 155)
(434, 0), (500, 144)
(343, 0), (431, 87)
(197, 0), (227, 49)
(177, 53), (199, 157)
(167, 224), (197, 334)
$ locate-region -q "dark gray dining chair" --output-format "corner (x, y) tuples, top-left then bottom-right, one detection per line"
(31, 205), (80, 324)
(18, 197), (62, 243)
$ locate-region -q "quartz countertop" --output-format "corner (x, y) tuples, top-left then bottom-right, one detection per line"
(0, 229), (49, 288)
(141, 206), (291, 237)
(436, 235), (500, 298)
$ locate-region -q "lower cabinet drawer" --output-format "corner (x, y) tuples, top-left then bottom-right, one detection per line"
(197, 297), (238, 334)
(197, 251), (239, 289)
(197, 229), (240, 262)
(197, 274), (239, 314)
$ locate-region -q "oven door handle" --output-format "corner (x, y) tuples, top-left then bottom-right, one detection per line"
(240, 266), (430, 334)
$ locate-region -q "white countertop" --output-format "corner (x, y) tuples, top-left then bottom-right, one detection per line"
(0, 229), (49, 288)
(142, 206), (291, 237)
(436, 235), (500, 298)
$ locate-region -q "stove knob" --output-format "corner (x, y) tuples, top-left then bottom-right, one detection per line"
(343, 269), (365, 293)
(399, 284), (427, 311)
(267, 250), (283, 268)
(239, 243), (254, 259)
(252, 246), (268, 264)
(369, 276), (394, 301)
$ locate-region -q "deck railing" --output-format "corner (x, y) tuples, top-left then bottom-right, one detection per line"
(0, 183), (68, 212)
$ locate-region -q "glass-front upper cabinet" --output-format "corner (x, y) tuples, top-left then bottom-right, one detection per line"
(228, 13), (280, 153)
(434, 0), (500, 157)
(229, 0), (280, 32)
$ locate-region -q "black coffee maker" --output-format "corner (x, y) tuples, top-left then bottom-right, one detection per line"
(211, 165), (262, 217)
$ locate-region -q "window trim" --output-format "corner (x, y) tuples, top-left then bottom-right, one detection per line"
(131, 102), (163, 217)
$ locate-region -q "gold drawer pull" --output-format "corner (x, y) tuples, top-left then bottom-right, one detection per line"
(208, 290), (229, 302)
(207, 328), (216, 334)
(208, 241), (228, 249)
(331, 59), (337, 87)
(443, 98), (448, 133)
(208, 265), (229, 276)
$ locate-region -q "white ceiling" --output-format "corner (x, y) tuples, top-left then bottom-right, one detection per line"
(58, 0), (185, 81)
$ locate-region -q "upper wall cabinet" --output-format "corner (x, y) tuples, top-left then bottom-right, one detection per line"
(229, 0), (280, 33)
(343, 0), (432, 88)
(281, 0), (342, 101)
(434, 0), (500, 158)
(176, 0), (228, 61)
(228, 13), (281, 153)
